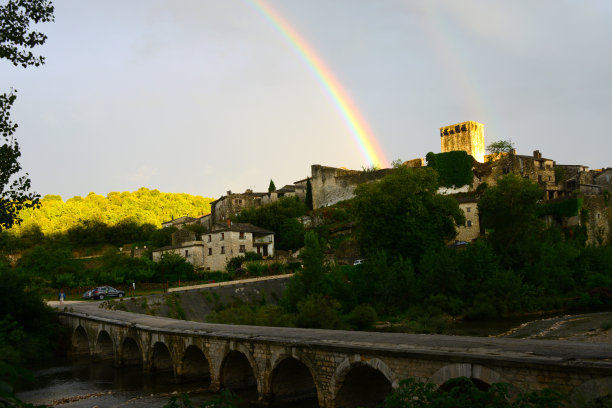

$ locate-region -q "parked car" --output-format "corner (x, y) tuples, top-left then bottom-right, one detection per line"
(82, 286), (125, 300)
(353, 259), (365, 266)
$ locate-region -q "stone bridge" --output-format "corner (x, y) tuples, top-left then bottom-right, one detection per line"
(59, 303), (612, 407)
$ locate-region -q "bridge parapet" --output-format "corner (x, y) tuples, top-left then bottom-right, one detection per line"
(58, 304), (612, 408)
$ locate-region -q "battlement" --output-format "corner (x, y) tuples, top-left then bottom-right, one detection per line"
(440, 120), (485, 162)
(440, 120), (483, 136)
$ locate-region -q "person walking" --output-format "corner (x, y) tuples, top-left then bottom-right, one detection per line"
(59, 290), (65, 304)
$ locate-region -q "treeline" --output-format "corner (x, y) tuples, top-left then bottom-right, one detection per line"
(11, 187), (214, 235)
(208, 168), (612, 332)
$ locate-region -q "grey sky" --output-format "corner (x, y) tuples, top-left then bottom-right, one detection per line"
(2, 0), (611, 200)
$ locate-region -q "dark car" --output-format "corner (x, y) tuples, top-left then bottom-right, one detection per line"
(83, 286), (125, 300)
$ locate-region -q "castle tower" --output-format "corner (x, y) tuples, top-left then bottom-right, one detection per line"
(440, 120), (485, 163)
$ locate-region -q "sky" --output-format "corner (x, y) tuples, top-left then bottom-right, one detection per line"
(2, 0), (611, 200)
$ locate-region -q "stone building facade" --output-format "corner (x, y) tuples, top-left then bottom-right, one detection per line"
(475, 150), (561, 200)
(593, 168), (612, 193)
(151, 242), (207, 269)
(455, 197), (481, 243)
(152, 223), (275, 271)
(202, 223), (274, 271)
(440, 121), (485, 163)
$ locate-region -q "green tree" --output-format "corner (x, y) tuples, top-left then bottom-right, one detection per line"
(268, 179), (276, 193)
(305, 177), (313, 210)
(478, 174), (543, 249)
(486, 139), (515, 154)
(232, 196), (307, 251)
(0, 0), (55, 231)
(354, 166), (464, 263)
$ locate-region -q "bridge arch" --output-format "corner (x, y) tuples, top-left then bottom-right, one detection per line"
(150, 341), (175, 373)
(266, 352), (320, 405)
(332, 356), (397, 408)
(428, 363), (507, 391)
(94, 330), (114, 360)
(72, 326), (90, 356)
(570, 377), (612, 406)
(218, 344), (258, 392)
(181, 344), (211, 385)
(120, 336), (143, 367)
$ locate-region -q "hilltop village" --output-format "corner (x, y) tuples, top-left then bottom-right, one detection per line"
(153, 120), (612, 270)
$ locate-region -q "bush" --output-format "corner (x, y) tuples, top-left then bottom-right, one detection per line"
(296, 294), (344, 329)
(347, 304), (378, 330)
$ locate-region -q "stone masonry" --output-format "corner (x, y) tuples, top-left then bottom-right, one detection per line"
(60, 302), (612, 408)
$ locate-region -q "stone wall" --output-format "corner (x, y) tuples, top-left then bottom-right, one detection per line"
(310, 165), (393, 209)
(440, 121), (485, 163)
(456, 201), (480, 242)
(582, 195), (612, 246)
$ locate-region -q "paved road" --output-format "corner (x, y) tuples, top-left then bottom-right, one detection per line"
(60, 301), (612, 369)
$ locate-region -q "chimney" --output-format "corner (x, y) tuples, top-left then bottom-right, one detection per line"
(533, 150), (542, 159)
(227, 190), (232, 195)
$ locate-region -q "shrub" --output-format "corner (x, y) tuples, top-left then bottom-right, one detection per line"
(347, 304), (378, 330)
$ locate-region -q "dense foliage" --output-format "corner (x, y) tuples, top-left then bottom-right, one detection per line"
(11, 187), (214, 235)
(426, 151), (474, 188)
(382, 378), (563, 408)
(210, 170), (612, 332)
(231, 196), (307, 251)
(354, 166), (464, 263)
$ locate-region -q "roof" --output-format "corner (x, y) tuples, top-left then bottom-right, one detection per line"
(162, 216), (197, 225)
(153, 241), (205, 252)
(211, 222), (274, 235)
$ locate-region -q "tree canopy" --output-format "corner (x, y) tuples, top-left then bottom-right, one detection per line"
(354, 166), (465, 263)
(478, 174), (543, 249)
(9, 187), (214, 235)
(486, 139), (515, 154)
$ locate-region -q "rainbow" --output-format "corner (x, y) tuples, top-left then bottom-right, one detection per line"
(245, 0), (389, 169)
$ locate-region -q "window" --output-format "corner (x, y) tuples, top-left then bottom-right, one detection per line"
(466, 207), (471, 213)
(239, 245), (246, 253)
(220, 233), (225, 241)
(207, 235), (211, 242)
(467, 220), (472, 227)
(208, 248), (212, 255)
(221, 246), (225, 254)
(239, 232), (245, 240)
(185, 250), (189, 257)
(502, 167), (510, 174)
(538, 175), (543, 182)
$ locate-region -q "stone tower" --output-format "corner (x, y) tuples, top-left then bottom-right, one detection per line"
(440, 120), (485, 163)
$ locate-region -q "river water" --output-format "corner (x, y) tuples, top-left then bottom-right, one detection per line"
(16, 358), (317, 408)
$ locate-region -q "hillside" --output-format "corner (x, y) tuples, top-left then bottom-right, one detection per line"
(11, 187), (215, 235)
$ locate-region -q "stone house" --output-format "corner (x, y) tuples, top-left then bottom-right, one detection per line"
(211, 190), (269, 225)
(476, 150), (561, 200)
(152, 241), (207, 268)
(152, 223), (275, 271)
(455, 197), (481, 243)
(201, 223), (275, 271)
(593, 168), (612, 193)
